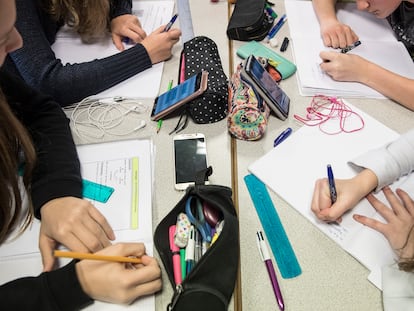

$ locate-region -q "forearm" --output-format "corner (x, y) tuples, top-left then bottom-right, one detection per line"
(350, 169), (379, 199)
(0, 70), (83, 216)
(110, 0), (132, 19)
(360, 61), (414, 111)
(312, 0), (338, 24)
(0, 261), (92, 310)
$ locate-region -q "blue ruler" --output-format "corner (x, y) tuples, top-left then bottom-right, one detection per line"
(244, 174), (301, 278)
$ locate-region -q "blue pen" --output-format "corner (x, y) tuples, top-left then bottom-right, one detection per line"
(185, 226), (195, 274)
(273, 127), (292, 147)
(164, 13), (178, 32)
(266, 14), (287, 41)
(327, 164), (337, 204)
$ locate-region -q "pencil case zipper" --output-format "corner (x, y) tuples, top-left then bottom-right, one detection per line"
(167, 283), (227, 311)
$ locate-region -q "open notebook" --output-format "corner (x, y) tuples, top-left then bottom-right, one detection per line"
(248, 101), (413, 289)
(285, 1), (414, 98)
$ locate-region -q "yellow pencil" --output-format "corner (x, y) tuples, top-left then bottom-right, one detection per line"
(54, 250), (142, 264)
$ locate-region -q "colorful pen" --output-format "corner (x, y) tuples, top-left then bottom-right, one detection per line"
(341, 40), (361, 53)
(169, 225), (182, 285)
(257, 231), (284, 311)
(164, 13), (178, 32)
(327, 164), (337, 204)
(273, 127), (292, 147)
(185, 225), (195, 274)
(265, 14), (287, 42)
(280, 37), (289, 52)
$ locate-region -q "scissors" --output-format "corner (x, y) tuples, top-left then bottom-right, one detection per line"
(185, 196), (212, 243)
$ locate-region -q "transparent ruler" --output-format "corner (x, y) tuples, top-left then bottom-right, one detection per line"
(177, 0), (195, 43)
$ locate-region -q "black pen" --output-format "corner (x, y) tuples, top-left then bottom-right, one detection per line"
(327, 164), (337, 204)
(341, 40), (361, 53)
(164, 13), (178, 32)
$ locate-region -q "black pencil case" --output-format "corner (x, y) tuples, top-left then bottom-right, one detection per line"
(154, 167), (239, 311)
(227, 0), (274, 41)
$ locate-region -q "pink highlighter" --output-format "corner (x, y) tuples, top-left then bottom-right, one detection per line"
(169, 225), (182, 285)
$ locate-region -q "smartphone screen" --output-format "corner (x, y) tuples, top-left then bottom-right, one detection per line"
(173, 134), (208, 190)
(151, 72), (207, 121)
(246, 56), (290, 116)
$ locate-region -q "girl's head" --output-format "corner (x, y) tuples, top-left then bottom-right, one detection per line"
(0, 0), (35, 243)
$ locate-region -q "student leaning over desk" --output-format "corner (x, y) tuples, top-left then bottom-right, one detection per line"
(311, 128), (414, 310)
(312, 0), (414, 111)
(0, 1), (161, 308)
(3, 0), (181, 106)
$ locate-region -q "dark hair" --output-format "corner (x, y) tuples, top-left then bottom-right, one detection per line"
(0, 88), (36, 243)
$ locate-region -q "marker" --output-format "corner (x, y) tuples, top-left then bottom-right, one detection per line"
(257, 231), (285, 311)
(341, 40), (361, 53)
(280, 37), (289, 52)
(327, 164), (337, 204)
(169, 225), (182, 285)
(265, 14), (287, 42)
(164, 13), (178, 32)
(273, 127), (292, 147)
(156, 79), (173, 134)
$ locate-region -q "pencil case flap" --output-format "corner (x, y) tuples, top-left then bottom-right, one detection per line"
(154, 167), (239, 310)
(236, 40), (297, 79)
(227, 0), (274, 41)
(178, 36), (228, 124)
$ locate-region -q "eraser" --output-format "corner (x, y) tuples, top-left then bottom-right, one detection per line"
(269, 38), (279, 48)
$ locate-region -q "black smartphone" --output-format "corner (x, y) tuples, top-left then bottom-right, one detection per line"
(241, 55), (290, 120)
(151, 71), (209, 121)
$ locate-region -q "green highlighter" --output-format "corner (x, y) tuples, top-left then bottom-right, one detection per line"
(236, 41), (297, 80)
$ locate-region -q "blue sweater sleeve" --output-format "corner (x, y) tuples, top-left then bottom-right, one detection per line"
(6, 0), (152, 106)
(110, 0), (133, 18)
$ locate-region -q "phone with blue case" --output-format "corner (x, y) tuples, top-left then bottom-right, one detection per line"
(236, 41), (297, 79)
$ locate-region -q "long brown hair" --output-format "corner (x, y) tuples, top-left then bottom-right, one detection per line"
(0, 88), (36, 244)
(44, 0), (111, 42)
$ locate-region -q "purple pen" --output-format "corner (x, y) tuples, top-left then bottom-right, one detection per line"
(257, 231), (285, 311)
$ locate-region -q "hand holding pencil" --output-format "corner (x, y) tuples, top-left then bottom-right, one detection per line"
(71, 243), (162, 304)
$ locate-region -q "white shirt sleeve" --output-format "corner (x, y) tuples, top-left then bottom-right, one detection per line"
(348, 128), (414, 191)
(382, 263), (414, 311)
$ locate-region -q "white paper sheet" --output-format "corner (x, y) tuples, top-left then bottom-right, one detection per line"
(285, 1), (414, 98)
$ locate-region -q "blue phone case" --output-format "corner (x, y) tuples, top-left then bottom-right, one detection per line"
(236, 41), (297, 79)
